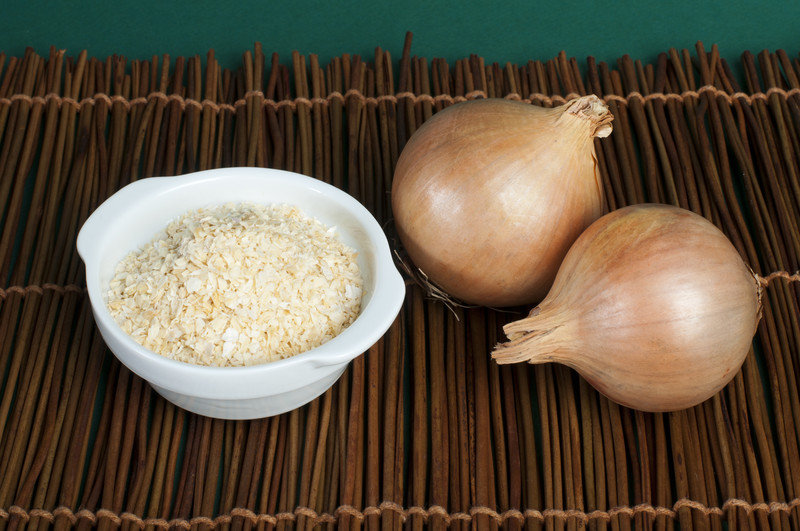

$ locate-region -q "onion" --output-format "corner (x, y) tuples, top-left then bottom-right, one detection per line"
(492, 204), (761, 412)
(391, 96), (613, 307)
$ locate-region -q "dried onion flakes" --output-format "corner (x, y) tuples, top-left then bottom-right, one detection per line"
(106, 202), (363, 367)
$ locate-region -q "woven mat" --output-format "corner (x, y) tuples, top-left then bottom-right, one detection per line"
(1, 37), (799, 530)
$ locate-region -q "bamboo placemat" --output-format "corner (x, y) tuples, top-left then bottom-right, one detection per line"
(1, 35), (799, 530)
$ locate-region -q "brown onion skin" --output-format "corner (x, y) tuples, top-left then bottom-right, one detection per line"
(494, 204), (761, 412)
(391, 97), (612, 307)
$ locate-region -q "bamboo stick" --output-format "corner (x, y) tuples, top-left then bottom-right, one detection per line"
(447, 308), (470, 531)
(428, 298), (448, 531)
(381, 316), (404, 531)
(487, 316), (510, 522)
(469, 307), (498, 531)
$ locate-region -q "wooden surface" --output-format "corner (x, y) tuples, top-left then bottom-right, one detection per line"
(0, 38), (799, 529)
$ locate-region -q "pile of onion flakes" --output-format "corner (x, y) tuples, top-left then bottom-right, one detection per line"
(106, 202), (363, 367)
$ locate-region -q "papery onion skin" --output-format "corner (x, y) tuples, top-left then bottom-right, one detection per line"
(493, 203), (761, 412)
(391, 96), (613, 307)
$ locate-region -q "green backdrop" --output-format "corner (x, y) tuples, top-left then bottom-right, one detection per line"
(2, 0), (798, 78)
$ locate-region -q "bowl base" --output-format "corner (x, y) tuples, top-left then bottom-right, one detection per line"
(150, 366), (347, 419)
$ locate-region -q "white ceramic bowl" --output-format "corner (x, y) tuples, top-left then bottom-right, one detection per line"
(77, 167), (405, 419)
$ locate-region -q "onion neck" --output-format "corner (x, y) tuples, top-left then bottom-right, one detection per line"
(492, 304), (574, 365)
(560, 95), (613, 138)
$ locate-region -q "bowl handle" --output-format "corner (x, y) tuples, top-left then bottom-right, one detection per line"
(309, 267), (406, 369)
(76, 177), (170, 264)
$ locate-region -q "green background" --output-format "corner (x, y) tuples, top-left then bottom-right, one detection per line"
(1, 0), (798, 78)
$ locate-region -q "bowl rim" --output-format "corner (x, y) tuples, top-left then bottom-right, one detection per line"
(77, 167), (405, 397)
